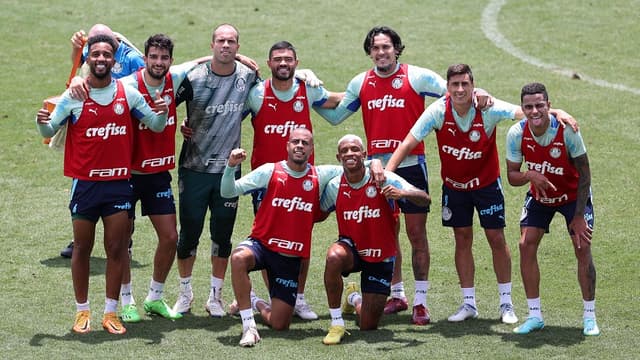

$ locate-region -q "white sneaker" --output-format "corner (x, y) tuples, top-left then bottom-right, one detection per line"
(205, 297), (226, 317)
(499, 303), (518, 324)
(294, 301), (319, 320)
(173, 290), (193, 314)
(239, 325), (261, 347)
(448, 303), (479, 322)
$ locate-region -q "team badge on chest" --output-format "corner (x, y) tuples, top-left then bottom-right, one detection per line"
(293, 100), (304, 113)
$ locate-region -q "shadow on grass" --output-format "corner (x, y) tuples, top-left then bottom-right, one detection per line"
(379, 313), (586, 349)
(29, 312), (239, 347)
(40, 256), (147, 275)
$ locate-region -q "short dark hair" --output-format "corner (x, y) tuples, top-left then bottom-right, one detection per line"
(363, 26), (405, 59)
(446, 63), (474, 83)
(520, 82), (549, 102)
(269, 41), (297, 59)
(144, 34), (174, 57)
(87, 34), (118, 54)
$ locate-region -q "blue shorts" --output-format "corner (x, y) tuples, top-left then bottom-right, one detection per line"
(69, 179), (133, 222)
(441, 179), (505, 229)
(395, 162), (430, 214)
(238, 238), (301, 307)
(131, 171), (176, 216)
(337, 237), (394, 296)
(520, 192), (595, 233)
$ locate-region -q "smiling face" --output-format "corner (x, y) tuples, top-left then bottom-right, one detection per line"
(368, 34), (398, 75)
(286, 128), (313, 166)
(87, 41), (115, 79)
(522, 93), (551, 130)
(447, 73), (474, 108)
(336, 136), (366, 171)
(145, 46), (173, 80)
(268, 48), (298, 81)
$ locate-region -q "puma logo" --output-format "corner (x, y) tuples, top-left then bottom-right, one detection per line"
(88, 108), (98, 116)
(268, 103), (277, 111)
(448, 128), (456, 137)
(526, 144), (536, 152)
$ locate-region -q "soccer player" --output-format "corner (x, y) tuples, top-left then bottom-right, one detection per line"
(315, 26), (447, 324)
(172, 24), (259, 318)
(59, 23), (145, 258)
(238, 40), (343, 320)
(506, 82), (599, 336)
(386, 64), (576, 325)
(114, 34), (208, 322)
(220, 128), (384, 346)
(36, 34), (168, 335)
(321, 134), (430, 345)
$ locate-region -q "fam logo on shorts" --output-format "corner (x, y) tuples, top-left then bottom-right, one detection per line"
(392, 77), (403, 89)
(302, 179), (314, 192)
(366, 185), (378, 198)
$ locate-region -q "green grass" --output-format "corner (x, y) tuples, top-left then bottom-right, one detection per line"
(1, 0), (638, 359)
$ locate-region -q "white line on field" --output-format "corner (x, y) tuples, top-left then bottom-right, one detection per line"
(481, 0), (640, 96)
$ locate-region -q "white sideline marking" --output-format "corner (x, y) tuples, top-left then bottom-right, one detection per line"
(481, 0), (640, 96)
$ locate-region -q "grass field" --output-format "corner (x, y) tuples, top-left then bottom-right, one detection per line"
(1, 0), (638, 359)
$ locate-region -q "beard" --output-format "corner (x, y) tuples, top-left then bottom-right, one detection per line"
(148, 67), (169, 80)
(273, 66), (294, 81)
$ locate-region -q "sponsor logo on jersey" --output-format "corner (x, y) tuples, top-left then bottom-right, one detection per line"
(86, 123), (127, 139)
(263, 121), (306, 138)
(370, 138), (402, 149)
(268, 238), (304, 252)
(141, 155), (175, 168)
(88, 167), (129, 178)
(271, 196), (314, 212)
(366, 95), (405, 111)
(445, 176), (480, 190)
(205, 101), (244, 116)
(525, 160), (564, 175)
(441, 145), (483, 160)
(342, 205), (381, 223)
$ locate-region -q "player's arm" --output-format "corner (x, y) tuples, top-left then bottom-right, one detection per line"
(381, 178), (431, 207)
(320, 91), (345, 109)
(569, 153), (592, 248)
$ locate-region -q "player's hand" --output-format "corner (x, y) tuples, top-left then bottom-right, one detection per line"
(369, 159), (386, 187)
(228, 148), (247, 167)
(36, 101), (51, 124)
(180, 118), (193, 139)
(552, 108), (579, 132)
(569, 216), (592, 249)
(236, 54), (260, 76)
(71, 30), (87, 49)
(153, 89), (168, 115)
(68, 76), (89, 101)
(527, 171), (557, 200)
(474, 88), (494, 110)
(295, 69), (323, 88)
(380, 185), (401, 200)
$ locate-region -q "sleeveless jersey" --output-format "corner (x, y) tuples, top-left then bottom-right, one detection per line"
(251, 162), (319, 258)
(358, 63), (426, 156)
(64, 81), (132, 180)
(522, 122), (578, 206)
(131, 69), (177, 173)
(251, 79), (313, 169)
(335, 176), (397, 262)
(436, 94), (500, 191)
